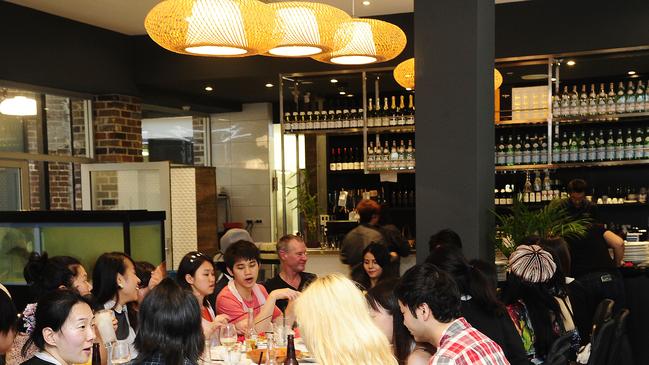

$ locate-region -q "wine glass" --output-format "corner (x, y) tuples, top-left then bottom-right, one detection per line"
(110, 340), (130, 365)
(219, 324), (237, 349)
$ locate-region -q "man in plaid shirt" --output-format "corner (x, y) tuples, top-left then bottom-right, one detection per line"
(395, 263), (510, 365)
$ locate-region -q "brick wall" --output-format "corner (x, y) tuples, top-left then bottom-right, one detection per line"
(45, 95), (73, 210)
(93, 94), (143, 163)
(92, 95), (143, 210)
(23, 110), (42, 210)
(71, 100), (86, 209)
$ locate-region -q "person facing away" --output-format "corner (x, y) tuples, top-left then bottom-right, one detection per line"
(561, 178), (626, 313)
(294, 273), (398, 365)
(428, 229), (463, 253)
(502, 244), (581, 363)
(263, 234), (316, 313)
(131, 278), (204, 365)
(425, 245), (529, 365)
(395, 263), (510, 365)
(20, 289), (95, 365)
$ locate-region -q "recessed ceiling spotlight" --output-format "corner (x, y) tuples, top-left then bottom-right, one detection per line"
(630, 74), (640, 78)
(551, 77), (557, 82)
(204, 86), (213, 91)
(330, 79), (338, 84)
(362, 1), (371, 5)
(339, 91), (346, 95)
(347, 94), (354, 97)
(566, 60), (576, 66)
(628, 71), (637, 75)
(265, 83), (274, 88)
(506, 71), (514, 75)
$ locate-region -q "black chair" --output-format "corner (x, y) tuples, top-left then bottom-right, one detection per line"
(606, 309), (633, 365)
(588, 318), (615, 365)
(591, 299), (614, 340)
(544, 333), (574, 365)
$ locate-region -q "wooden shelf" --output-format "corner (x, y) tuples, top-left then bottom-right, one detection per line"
(495, 159), (649, 171)
(366, 169), (416, 174)
(495, 119), (548, 128)
(555, 111), (649, 124)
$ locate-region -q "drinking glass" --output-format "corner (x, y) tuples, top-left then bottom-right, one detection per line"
(110, 340), (130, 365)
(94, 309), (117, 345)
(219, 324), (237, 349)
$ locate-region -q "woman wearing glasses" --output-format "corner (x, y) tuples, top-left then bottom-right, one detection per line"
(176, 252), (229, 339)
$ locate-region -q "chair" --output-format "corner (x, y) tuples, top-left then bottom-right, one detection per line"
(588, 319), (615, 365)
(590, 299), (614, 340)
(605, 309), (633, 365)
(544, 333), (574, 365)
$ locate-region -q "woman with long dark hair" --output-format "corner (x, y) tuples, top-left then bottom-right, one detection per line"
(365, 279), (432, 365)
(20, 290), (95, 365)
(176, 252), (228, 338)
(132, 278), (204, 365)
(426, 245), (529, 365)
(355, 243), (397, 290)
(7, 253), (91, 365)
(0, 285), (18, 355)
(91, 252), (140, 360)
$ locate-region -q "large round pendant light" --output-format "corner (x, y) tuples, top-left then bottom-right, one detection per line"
(494, 68), (503, 89)
(265, 2), (350, 57)
(312, 18), (406, 65)
(394, 58), (415, 90)
(144, 0), (278, 57)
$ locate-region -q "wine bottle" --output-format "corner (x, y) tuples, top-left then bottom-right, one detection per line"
(389, 96), (397, 126)
(398, 95), (406, 125)
(367, 98), (375, 127)
(284, 335), (299, 365)
(92, 343), (101, 365)
(335, 147), (343, 171)
(626, 81), (636, 113)
(329, 148), (337, 171)
(342, 109), (350, 129)
(616, 81), (626, 114)
(407, 94), (415, 125)
(382, 97), (390, 127)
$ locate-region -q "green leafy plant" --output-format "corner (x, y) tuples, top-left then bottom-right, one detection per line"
(287, 169), (319, 243)
(493, 198), (591, 257)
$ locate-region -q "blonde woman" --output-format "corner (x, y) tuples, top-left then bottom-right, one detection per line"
(294, 273), (397, 365)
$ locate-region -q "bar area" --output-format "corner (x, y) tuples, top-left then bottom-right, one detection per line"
(1, 1), (649, 365)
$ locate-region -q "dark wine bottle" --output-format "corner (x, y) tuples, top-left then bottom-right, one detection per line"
(284, 335), (299, 365)
(91, 343), (101, 365)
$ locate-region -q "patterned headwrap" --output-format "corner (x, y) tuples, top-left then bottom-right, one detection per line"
(509, 244), (557, 283)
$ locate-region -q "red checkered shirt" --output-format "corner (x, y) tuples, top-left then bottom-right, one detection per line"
(429, 317), (510, 365)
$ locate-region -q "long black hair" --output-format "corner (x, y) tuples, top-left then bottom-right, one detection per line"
(425, 244), (505, 316)
(366, 279), (414, 365)
(23, 252), (81, 300)
(0, 287), (17, 336)
(133, 278), (204, 365)
(176, 251), (213, 307)
(91, 252), (136, 308)
(24, 289), (91, 355)
(355, 243), (396, 289)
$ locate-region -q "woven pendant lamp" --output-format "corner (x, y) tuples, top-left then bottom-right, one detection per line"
(312, 18), (406, 65)
(265, 2), (350, 57)
(145, 0), (278, 57)
(494, 68), (503, 89)
(394, 58), (415, 90)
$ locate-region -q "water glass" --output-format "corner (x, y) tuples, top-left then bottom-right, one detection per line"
(110, 340), (130, 365)
(94, 309), (117, 345)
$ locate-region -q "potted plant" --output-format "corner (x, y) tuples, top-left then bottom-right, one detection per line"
(287, 169), (320, 245)
(493, 198), (591, 258)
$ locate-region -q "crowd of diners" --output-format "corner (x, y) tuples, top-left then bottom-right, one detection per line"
(0, 178), (631, 365)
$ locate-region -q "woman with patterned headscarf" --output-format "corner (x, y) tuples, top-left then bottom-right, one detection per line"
(502, 244), (581, 364)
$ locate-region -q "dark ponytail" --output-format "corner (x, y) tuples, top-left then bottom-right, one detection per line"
(23, 252), (81, 300)
(425, 245), (505, 316)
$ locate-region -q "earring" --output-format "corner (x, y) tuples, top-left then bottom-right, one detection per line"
(118, 283), (124, 289)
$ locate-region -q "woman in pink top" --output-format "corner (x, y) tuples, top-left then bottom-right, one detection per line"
(216, 240), (298, 334)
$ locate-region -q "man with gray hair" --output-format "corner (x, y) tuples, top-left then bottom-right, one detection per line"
(264, 234), (316, 312)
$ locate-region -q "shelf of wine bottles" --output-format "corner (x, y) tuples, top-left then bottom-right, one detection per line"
(329, 147), (364, 172)
(552, 80), (648, 121)
(496, 125), (649, 167)
(283, 94), (415, 134)
(367, 138), (415, 172)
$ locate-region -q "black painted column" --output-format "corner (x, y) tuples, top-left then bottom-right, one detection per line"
(415, 0), (495, 262)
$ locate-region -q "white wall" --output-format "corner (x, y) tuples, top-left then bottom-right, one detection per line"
(211, 103), (273, 242)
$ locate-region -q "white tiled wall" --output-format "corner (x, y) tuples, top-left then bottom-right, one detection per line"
(211, 103), (273, 242)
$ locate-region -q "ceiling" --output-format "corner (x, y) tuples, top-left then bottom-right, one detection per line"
(7, 0), (526, 35)
(6, 0), (414, 35)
